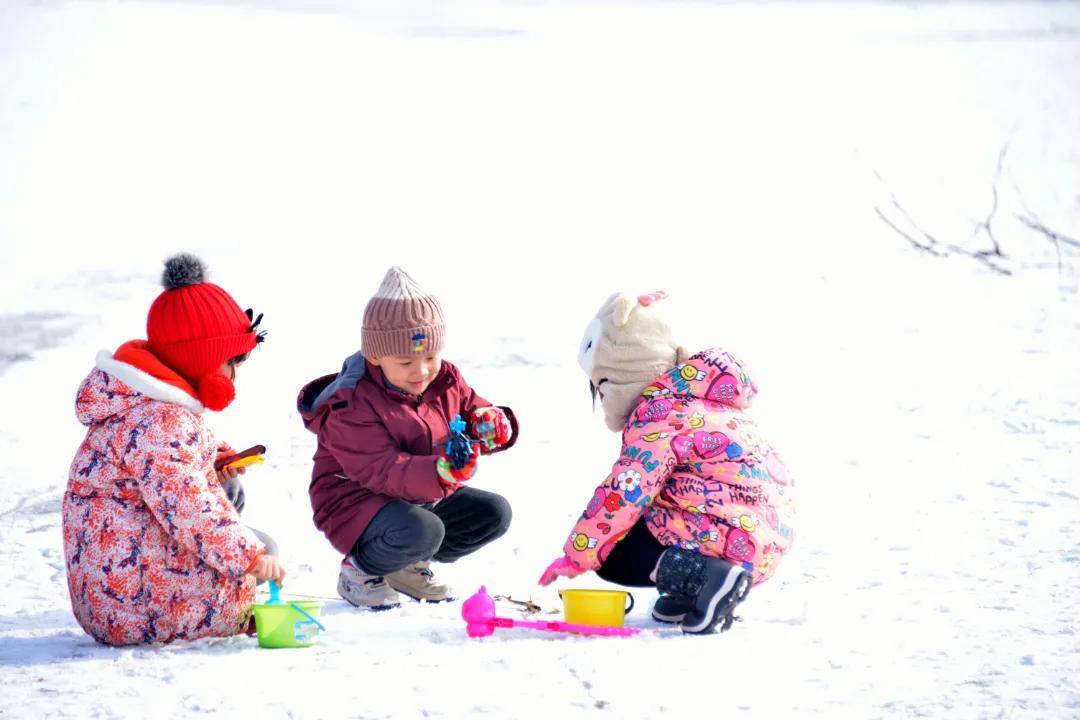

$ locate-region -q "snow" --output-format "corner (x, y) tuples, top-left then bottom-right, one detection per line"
(1, 0), (1078, 717)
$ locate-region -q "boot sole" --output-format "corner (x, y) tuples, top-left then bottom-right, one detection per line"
(651, 608), (688, 623)
(338, 578), (402, 611)
(337, 593), (402, 611)
(391, 588), (456, 604)
(652, 594), (694, 623)
(680, 566), (751, 634)
(351, 602), (401, 611)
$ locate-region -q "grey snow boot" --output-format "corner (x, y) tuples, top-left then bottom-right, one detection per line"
(655, 547), (751, 634)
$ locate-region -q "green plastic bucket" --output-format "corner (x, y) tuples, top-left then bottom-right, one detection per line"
(252, 599), (325, 648)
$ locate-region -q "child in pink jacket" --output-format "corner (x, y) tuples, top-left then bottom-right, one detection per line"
(539, 291), (795, 634)
(62, 255), (284, 646)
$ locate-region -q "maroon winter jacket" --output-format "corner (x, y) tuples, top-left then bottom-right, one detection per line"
(298, 353), (518, 555)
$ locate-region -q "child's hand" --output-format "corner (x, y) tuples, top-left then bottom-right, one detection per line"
(436, 442), (483, 488)
(538, 556), (584, 586)
(216, 463), (247, 485)
(214, 443), (248, 484)
(249, 554), (286, 585)
(470, 407), (513, 451)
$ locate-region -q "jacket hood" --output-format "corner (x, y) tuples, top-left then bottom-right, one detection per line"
(638, 347), (757, 413)
(76, 349), (205, 425)
(296, 352), (457, 433)
(297, 351), (368, 432)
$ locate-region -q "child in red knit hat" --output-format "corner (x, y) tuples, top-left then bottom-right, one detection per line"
(298, 267), (517, 610)
(62, 254), (285, 646)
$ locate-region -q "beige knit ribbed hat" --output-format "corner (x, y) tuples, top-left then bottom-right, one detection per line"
(361, 267), (446, 358)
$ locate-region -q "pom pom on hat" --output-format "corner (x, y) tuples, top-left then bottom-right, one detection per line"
(197, 372), (236, 412)
(162, 253), (208, 290)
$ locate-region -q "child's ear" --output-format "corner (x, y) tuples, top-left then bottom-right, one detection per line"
(612, 295), (636, 327)
(367, 356), (381, 367)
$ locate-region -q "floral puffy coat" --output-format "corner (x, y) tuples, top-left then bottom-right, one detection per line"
(62, 350), (264, 645)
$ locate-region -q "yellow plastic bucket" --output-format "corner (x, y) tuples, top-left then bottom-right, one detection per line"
(252, 599), (325, 648)
(559, 589), (635, 627)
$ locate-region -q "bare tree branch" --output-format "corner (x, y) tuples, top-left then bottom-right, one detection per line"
(1017, 214), (1080, 249)
(1009, 180), (1080, 275)
(873, 143), (1021, 277)
(874, 206), (947, 256)
(874, 170), (1012, 275)
(1017, 213), (1080, 273)
(971, 142), (1010, 258)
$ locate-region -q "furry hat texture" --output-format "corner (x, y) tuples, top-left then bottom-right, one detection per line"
(161, 253), (208, 289)
(577, 291), (687, 432)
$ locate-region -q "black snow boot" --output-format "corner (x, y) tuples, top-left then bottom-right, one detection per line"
(655, 547), (751, 634)
(651, 593), (694, 623)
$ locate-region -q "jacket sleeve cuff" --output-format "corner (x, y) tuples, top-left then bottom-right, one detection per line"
(243, 547), (266, 576)
(488, 406), (519, 453)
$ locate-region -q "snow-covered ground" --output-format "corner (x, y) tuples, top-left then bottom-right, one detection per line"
(1, 1), (1078, 717)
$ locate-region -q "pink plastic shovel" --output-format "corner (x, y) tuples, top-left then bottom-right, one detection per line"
(462, 586), (640, 638)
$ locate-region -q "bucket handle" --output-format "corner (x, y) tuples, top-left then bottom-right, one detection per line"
(289, 603), (326, 632)
(556, 591), (635, 615)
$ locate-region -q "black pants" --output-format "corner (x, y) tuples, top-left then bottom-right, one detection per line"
(596, 518), (666, 587)
(349, 487), (513, 576)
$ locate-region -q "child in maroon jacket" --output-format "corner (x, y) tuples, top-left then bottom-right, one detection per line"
(298, 267), (517, 609)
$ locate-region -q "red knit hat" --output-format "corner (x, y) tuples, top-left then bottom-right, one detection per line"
(146, 254), (260, 411)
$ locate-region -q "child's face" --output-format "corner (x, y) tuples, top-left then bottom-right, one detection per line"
(370, 353), (442, 396)
(219, 360), (240, 382)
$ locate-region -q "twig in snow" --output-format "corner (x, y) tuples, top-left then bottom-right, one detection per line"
(493, 594), (555, 615)
(1010, 180), (1080, 275)
(873, 158), (1013, 275)
(970, 142), (1010, 260)
(874, 200), (1012, 275)
(873, 207), (946, 256)
(1017, 213), (1080, 271)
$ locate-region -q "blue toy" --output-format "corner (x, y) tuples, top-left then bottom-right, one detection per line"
(446, 414), (475, 470)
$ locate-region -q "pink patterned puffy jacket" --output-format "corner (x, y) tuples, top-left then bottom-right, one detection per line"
(563, 347), (795, 585)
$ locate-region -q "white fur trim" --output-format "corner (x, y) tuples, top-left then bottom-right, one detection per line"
(95, 349), (204, 414)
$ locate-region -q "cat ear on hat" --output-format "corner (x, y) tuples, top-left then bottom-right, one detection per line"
(612, 295), (636, 327)
(245, 308), (267, 344)
(612, 290), (668, 327)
